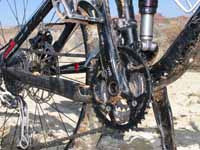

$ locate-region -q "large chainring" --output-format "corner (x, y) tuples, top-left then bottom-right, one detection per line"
(92, 47), (152, 131)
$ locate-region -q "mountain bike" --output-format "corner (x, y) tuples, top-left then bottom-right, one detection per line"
(0, 0), (199, 150)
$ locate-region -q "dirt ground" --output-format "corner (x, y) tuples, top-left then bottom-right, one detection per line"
(72, 71), (200, 150)
(0, 46), (197, 150)
(0, 71), (199, 150)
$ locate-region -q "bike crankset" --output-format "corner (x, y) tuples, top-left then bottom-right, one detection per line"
(92, 47), (152, 131)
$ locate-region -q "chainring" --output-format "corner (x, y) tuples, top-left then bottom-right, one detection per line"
(92, 47), (152, 131)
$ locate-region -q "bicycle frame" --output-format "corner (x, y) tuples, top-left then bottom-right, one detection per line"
(1, 0), (200, 103)
(2, 0), (132, 102)
(3, 0), (90, 102)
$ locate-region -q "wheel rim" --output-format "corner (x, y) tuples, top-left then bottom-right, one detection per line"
(0, 1), (93, 149)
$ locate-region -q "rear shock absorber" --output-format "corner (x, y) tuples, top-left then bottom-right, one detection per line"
(114, 0), (138, 47)
(139, 0), (158, 52)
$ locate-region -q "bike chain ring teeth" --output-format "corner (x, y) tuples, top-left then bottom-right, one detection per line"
(92, 47), (152, 131)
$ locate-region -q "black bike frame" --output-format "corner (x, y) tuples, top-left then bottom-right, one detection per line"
(2, 0), (200, 102)
(2, 0), (137, 102)
(3, 0), (89, 102)
(3, 0), (53, 61)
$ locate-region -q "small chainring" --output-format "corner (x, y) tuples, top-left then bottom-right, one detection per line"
(92, 47), (152, 131)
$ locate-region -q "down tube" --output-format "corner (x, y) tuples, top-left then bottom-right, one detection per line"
(151, 6), (200, 91)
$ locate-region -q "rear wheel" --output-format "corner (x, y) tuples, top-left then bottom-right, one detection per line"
(0, 1), (98, 149)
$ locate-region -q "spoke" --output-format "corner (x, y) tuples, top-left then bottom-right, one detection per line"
(0, 109), (16, 130)
(0, 22), (7, 44)
(13, 0), (19, 25)
(52, 98), (69, 137)
(54, 17), (61, 25)
(10, 114), (19, 150)
(6, 0), (20, 26)
(45, 13), (61, 28)
(22, 0), (28, 25)
(36, 103), (48, 148)
(66, 42), (84, 53)
(49, 11), (56, 24)
(66, 103), (87, 148)
(31, 103), (38, 143)
(38, 103), (50, 131)
(0, 109), (17, 149)
(41, 10), (60, 31)
(1, 108), (8, 147)
(33, 127), (106, 149)
(33, 89), (40, 98)
(45, 101), (78, 124)
(0, 1), (91, 149)
(56, 24), (80, 50)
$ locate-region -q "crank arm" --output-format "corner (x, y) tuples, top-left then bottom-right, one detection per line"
(3, 67), (92, 103)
